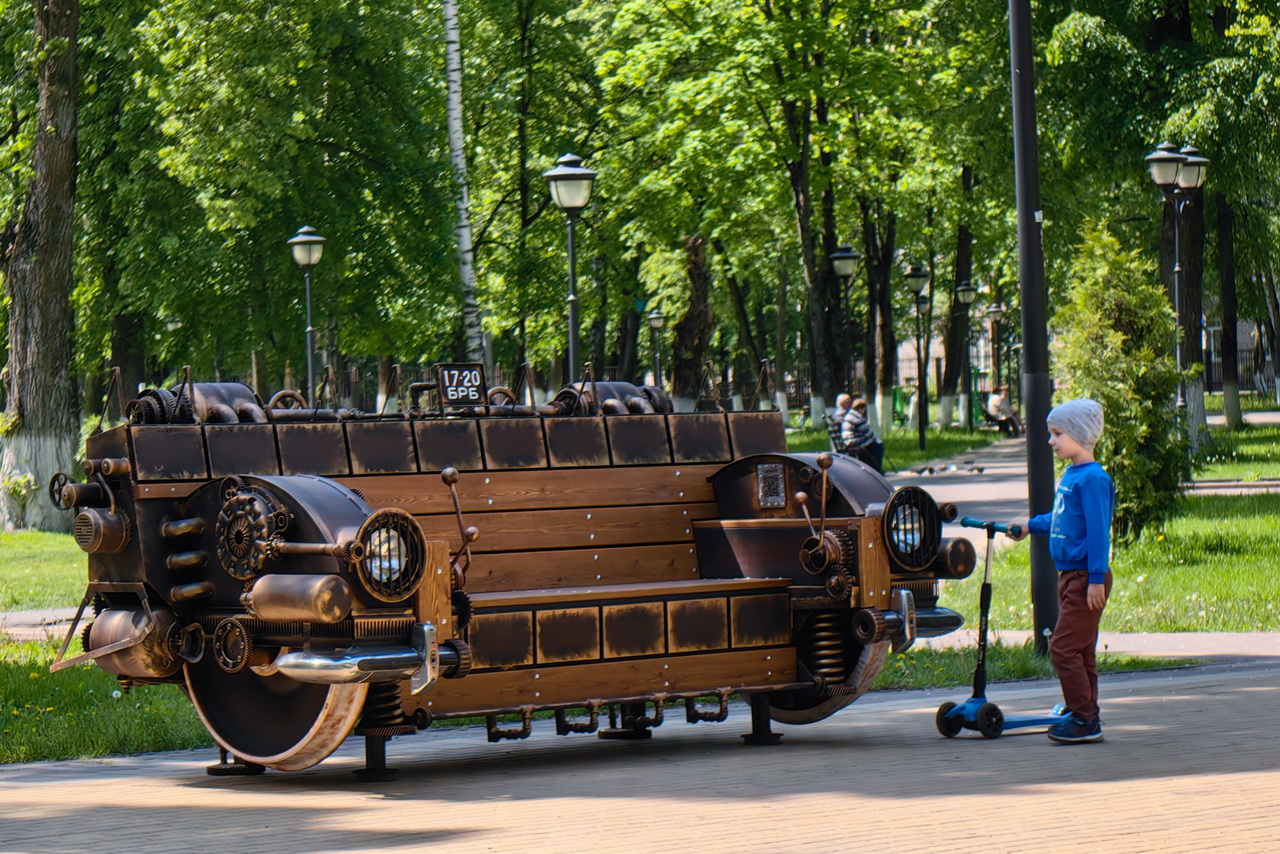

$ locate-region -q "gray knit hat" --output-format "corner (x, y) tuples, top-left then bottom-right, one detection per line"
(1046, 398), (1104, 451)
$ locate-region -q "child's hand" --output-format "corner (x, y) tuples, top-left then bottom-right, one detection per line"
(1007, 518), (1029, 541)
(1087, 583), (1108, 610)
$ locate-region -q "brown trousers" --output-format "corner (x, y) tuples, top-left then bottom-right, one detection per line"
(1048, 569), (1114, 720)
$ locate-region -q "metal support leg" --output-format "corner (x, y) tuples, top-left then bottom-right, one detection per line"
(354, 735), (397, 782)
(741, 693), (783, 745)
(206, 746), (265, 777)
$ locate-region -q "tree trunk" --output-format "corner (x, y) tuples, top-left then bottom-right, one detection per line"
(859, 197), (896, 434)
(441, 0), (484, 365)
(1, 0), (79, 532)
(671, 235), (715, 405)
(1216, 193), (1243, 429)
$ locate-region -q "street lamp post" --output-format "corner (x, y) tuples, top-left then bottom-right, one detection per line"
(542, 153), (597, 382)
(987, 302), (1006, 389)
(1145, 142), (1209, 417)
(904, 265), (930, 451)
(830, 244), (862, 391)
(288, 225), (327, 404)
(647, 308), (666, 388)
(956, 280), (978, 431)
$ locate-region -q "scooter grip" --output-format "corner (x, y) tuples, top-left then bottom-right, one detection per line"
(959, 516), (1023, 537)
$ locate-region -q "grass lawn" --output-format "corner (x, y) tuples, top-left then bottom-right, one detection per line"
(939, 492), (1280, 633)
(0, 531), (86, 611)
(0, 640), (211, 764)
(872, 638), (1190, 691)
(1203, 390), (1280, 415)
(787, 425), (1000, 473)
(1198, 423), (1280, 481)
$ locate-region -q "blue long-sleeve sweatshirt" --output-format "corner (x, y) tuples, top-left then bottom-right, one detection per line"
(1026, 461), (1115, 584)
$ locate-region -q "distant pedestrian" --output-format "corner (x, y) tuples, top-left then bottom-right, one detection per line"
(841, 397), (885, 473)
(1010, 398), (1114, 743)
(986, 386), (1023, 436)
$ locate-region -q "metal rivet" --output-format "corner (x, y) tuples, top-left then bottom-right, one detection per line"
(596, 574), (602, 579)
(484, 477), (491, 484)
(589, 533), (596, 540)
(586, 512), (593, 519)
(678, 491), (685, 497)
(487, 498), (494, 505)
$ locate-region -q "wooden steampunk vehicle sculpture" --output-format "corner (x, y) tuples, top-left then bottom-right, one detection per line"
(48, 364), (975, 778)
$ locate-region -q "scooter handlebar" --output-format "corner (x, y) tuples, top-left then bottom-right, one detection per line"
(959, 516), (1023, 538)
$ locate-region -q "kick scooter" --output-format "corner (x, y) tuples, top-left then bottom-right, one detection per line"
(935, 516), (1068, 738)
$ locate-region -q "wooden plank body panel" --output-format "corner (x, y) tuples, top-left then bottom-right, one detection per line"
(464, 543), (701, 593)
(468, 577), (790, 609)
(337, 464), (718, 516)
(408, 647), (797, 716)
(413, 503), (718, 553)
(857, 516), (891, 609)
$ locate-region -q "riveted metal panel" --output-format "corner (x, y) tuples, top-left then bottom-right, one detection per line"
(536, 607), (600, 663)
(602, 602), (665, 658)
(347, 420), (418, 474)
(670, 413), (731, 463)
(470, 611), (534, 669)
(668, 597), (728, 653)
(606, 415), (672, 465)
(130, 426), (209, 481)
(731, 593), (792, 648)
(205, 424), (279, 477)
(414, 419), (483, 472)
(481, 419), (548, 470)
(545, 417), (610, 467)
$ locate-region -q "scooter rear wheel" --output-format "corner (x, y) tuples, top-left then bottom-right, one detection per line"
(936, 701), (964, 738)
(976, 702), (1005, 738)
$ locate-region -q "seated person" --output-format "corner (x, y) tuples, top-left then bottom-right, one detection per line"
(840, 397), (885, 473)
(986, 386), (1023, 436)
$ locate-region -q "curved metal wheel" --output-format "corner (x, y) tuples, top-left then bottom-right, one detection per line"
(936, 701), (963, 738)
(185, 656), (367, 771)
(975, 702), (1005, 739)
(266, 389), (308, 410)
(760, 640), (890, 725)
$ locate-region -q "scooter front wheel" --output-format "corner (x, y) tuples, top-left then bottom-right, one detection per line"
(936, 701), (964, 738)
(976, 702), (1005, 738)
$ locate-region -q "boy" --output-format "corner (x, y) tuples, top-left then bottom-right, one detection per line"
(1011, 398), (1114, 743)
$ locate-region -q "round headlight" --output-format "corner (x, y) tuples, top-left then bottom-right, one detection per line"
(353, 508), (427, 603)
(881, 486), (941, 571)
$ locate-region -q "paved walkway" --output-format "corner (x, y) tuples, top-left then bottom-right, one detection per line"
(2, 658), (1278, 853)
(4, 415), (1280, 852)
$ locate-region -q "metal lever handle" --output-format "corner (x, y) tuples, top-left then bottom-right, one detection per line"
(959, 516), (1023, 538)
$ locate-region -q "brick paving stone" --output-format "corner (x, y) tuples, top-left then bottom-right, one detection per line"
(2, 658), (1278, 854)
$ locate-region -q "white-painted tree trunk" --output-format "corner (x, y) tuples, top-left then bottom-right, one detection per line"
(1, 432), (75, 531)
(1187, 377), (1207, 453)
(875, 391), (894, 435)
(442, 0), (484, 364)
(939, 394), (956, 427)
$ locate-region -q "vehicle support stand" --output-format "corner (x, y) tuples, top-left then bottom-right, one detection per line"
(741, 693), (782, 745)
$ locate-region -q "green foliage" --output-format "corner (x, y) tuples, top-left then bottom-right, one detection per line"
(1052, 223), (1189, 541)
(939, 492), (1280, 633)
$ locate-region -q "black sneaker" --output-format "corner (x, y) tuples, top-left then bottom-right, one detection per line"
(1047, 714), (1103, 743)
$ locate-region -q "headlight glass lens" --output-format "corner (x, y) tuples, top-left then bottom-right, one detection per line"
(366, 527), (405, 585)
(355, 509), (426, 602)
(882, 486), (941, 571)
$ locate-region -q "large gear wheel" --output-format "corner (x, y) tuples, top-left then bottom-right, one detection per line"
(800, 528), (854, 576)
(212, 618), (253, 673)
(215, 491), (275, 580)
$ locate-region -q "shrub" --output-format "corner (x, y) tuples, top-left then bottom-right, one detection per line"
(1052, 222), (1188, 541)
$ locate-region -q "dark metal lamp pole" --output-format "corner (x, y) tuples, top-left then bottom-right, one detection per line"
(542, 153), (597, 382)
(956, 280), (977, 431)
(830, 245), (862, 392)
(1146, 142), (1209, 422)
(647, 308), (666, 388)
(904, 265), (930, 451)
(288, 226), (327, 404)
